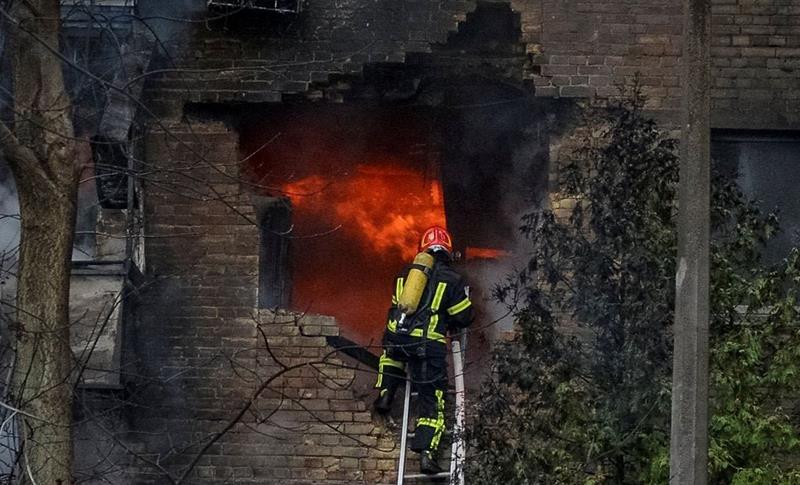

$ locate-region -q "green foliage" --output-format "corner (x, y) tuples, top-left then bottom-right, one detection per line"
(467, 93), (800, 484)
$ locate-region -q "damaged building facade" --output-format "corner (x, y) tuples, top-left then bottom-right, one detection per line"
(1, 0), (800, 483)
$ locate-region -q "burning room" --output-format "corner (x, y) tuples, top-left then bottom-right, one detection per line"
(230, 77), (550, 347)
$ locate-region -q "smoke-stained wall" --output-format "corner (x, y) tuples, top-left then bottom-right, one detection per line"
(132, 0), (800, 129)
(123, 122), (404, 484)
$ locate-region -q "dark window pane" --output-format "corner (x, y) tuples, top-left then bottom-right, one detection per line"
(258, 198), (292, 309)
(713, 132), (800, 263)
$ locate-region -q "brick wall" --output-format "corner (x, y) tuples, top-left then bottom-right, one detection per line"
(710, 0), (800, 128)
(527, 0), (682, 109)
(74, 122), (402, 483)
(524, 0), (800, 127)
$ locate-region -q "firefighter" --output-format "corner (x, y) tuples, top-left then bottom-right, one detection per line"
(374, 225), (474, 475)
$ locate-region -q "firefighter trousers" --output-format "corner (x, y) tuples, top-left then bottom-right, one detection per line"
(375, 336), (447, 453)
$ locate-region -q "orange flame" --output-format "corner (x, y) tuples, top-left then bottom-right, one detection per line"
(466, 246), (511, 260)
(243, 108), (447, 345)
(283, 164), (446, 260)
(280, 163), (447, 343)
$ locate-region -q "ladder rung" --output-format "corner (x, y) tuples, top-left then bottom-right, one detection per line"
(410, 389), (459, 397)
(403, 472), (450, 480)
(405, 428), (453, 439)
(397, 344), (466, 485)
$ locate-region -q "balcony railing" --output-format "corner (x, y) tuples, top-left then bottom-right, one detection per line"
(60, 0), (137, 31)
(207, 0), (302, 15)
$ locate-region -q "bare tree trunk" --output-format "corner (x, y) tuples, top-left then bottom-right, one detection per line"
(12, 187), (76, 485)
(1, 1), (78, 482)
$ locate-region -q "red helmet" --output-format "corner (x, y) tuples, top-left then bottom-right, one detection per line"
(419, 225), (453, 255)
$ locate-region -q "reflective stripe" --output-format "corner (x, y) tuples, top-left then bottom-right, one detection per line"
(424, 282), (448, 343)
(446, 297), (472, 315)
(408, 327), (444, 343)
(416, 389), (446, 451)
(427, 314), (445, 343)
(431, 282), (447, 311)
(380, 351), (405, 369)
(375, 351), (405, 388)
(388, 277), (404, 331)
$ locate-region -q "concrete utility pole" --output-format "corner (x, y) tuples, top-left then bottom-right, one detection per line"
(670, 0), (711, 484)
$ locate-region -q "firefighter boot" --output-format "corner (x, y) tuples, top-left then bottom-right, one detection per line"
(373, 389), (393, 414)
(420, 450), (442, 475)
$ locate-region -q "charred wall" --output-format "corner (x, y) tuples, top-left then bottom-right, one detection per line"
(138, 0), (800, 129)
(93, 123), (400, 484)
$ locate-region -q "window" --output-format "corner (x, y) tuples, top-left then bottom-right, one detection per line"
(60, 0), (137, 30)
(713, 131), (800, 263)
(61, 0), (136, 5)
(256, 197), (292, 309)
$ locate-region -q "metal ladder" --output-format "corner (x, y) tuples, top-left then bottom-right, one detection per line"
(396, 333), (467, 485)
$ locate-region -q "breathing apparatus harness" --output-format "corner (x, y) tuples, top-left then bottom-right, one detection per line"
(396, 267), (437, 335)
(396, 252), (446, 375)
(395, 248), (433, 325)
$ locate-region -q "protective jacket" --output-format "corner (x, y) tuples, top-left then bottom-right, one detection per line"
(375, 251), (473, 454)
(385, 256), (473, 347)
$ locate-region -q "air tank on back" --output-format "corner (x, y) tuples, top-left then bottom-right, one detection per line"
(397, 251), (435, 324)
